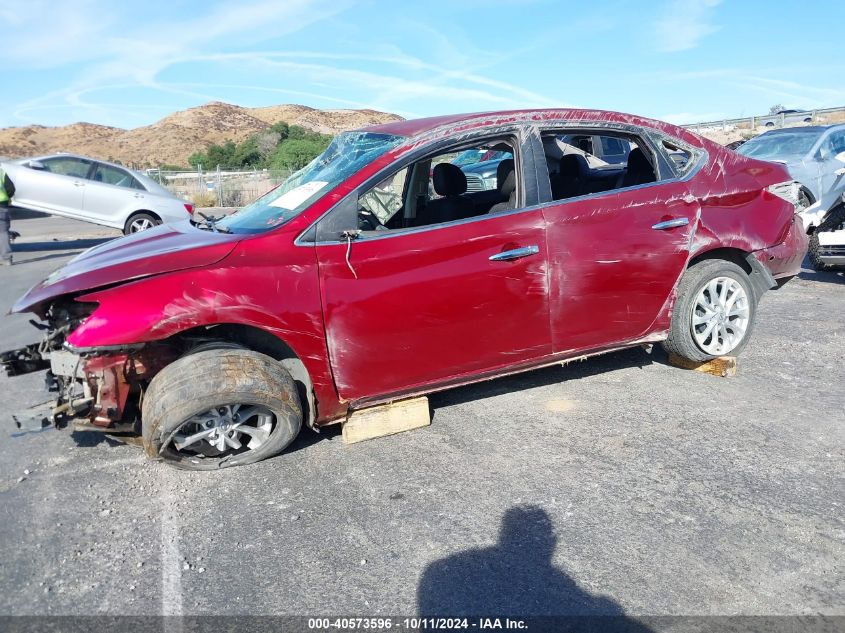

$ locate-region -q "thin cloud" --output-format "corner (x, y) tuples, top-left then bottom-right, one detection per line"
(654, 0), (724, 53)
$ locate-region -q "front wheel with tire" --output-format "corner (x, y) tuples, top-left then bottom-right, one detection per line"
(142, 350), (302, 470)
(124, 212), (160, 234)
(662, 259), (758, 362)
(808, 232), (830, 271)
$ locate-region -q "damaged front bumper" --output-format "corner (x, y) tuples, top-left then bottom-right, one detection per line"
(3, 327), (174, 433)
(2, 345), (90, 430)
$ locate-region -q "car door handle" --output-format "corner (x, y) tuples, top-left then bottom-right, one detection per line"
(489, 245), (540, 261)
(73, 181), (85, 187)
(651, 218), (689, 230)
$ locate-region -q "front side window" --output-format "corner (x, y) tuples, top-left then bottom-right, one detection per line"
(40, 157), (92, 179)
(353, 138), (517, 233)
(824, 131), (845, 157)
(218, 131), (404, 234)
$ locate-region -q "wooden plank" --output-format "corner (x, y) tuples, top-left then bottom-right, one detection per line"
(668, 353), (737, 377)
(342, 396), (431, 445)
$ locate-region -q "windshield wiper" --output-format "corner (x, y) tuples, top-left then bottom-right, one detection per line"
(195, 212), (231, 233)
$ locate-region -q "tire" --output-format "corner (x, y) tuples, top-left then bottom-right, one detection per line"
(142, 350), (302, 470)
(808, 232), (830, 271)
(182, 341), (245, 357)
(662, 259), (758, 362)
(124, 212), (160, 235)
(809, 203), (845, 271)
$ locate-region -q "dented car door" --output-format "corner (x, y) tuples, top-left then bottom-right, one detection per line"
(314, 207), (552, 405)
(542, 163), (699, 354)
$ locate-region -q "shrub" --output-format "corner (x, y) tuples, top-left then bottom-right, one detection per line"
(192, 191), (217, 208)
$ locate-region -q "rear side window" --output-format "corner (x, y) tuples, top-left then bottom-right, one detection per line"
(541, 131), (658, 202)
(92, 164), (144, 190)
(660, 140), (694, 175)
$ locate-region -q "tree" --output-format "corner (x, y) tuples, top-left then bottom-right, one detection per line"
(270, 137), (331, 171)
(188, 151), (206, 168)
(287, 125), (310, 140)
(233, 135), (261, 167)
(269, 121), (289, 140)
(256, 131), (282, 161)
(768, 104), (786, 115)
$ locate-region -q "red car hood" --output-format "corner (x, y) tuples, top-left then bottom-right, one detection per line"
(13, 221), (241, 315)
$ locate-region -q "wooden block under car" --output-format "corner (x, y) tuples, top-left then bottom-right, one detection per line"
(667, 353), (737, 377)
(342, 396), (431, 444)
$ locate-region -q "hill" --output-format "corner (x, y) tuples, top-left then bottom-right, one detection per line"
(0, 102), (402, 167)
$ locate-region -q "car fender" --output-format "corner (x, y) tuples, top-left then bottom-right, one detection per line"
(66, 257), (344, 422)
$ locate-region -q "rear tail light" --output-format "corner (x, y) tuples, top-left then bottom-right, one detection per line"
(184, 203), (194, 215)
(766, 181), (808, 213)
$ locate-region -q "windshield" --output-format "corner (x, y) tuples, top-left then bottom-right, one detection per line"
(218, 131), (403, 234)
(737, 132), (820, 160)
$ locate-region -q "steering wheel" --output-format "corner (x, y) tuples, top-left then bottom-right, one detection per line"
(358, 208), (386, 231)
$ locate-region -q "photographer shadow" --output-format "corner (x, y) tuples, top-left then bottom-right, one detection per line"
(417, 505), (652, 631)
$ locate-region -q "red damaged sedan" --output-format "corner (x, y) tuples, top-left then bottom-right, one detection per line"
(2, 109), (808, 469)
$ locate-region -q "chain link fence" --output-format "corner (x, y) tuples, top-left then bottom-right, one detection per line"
(147, 166), (295, 208)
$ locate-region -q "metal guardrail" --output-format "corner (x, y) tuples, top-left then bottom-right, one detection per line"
(682, 106), (845, 132)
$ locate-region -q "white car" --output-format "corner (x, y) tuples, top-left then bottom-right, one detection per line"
(1, 154), (194, 234)
(808, 192), (845, 270)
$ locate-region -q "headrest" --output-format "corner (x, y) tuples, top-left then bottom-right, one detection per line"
(433, 162), (467, 197)
(496, 158), (515, 196)
(558, 153), (588, 177)
(626, 148), (653, 175)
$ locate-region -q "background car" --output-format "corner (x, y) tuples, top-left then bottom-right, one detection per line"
(735, 125), (845, 211)
(758, 108), (815, 127)
(1, 153), (194, 234)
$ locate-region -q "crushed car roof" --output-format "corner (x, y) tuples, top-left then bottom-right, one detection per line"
(362, 108), (694, 140)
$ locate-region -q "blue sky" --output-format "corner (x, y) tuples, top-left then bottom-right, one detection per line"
(1, 0), (843, 130)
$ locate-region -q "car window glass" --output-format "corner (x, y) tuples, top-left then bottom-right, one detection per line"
(358, 167), (408, 227)
(661, 140), (694, 175)
(827, 131), (845, 156)
(598, 136), (629, 164)
(93, 164), (142, 189)
(737, 133), (819, 160)
(355, 139), (516, 233)
(219, 131), (403, 235)
(542, 131), (657, 202)
(40, 157), (92, 179)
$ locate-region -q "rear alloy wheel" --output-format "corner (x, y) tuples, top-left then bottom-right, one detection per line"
(662, 259), (758, 362)
(690, 276), (751, 355)
(142, 350), (302, 470)
(124, 212), (160, 235)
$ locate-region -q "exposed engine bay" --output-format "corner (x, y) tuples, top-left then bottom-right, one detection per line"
(1, 299), (175, 432)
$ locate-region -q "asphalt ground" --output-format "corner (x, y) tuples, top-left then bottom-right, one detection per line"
(0, 210), (842, 624)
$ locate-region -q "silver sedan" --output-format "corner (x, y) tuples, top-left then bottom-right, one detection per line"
(1, 154), (194, 234)
(736, 124), (845, 228)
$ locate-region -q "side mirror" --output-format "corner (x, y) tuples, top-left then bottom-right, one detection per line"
(27, 160), (45, 170)
(835, 151), (845, 164)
